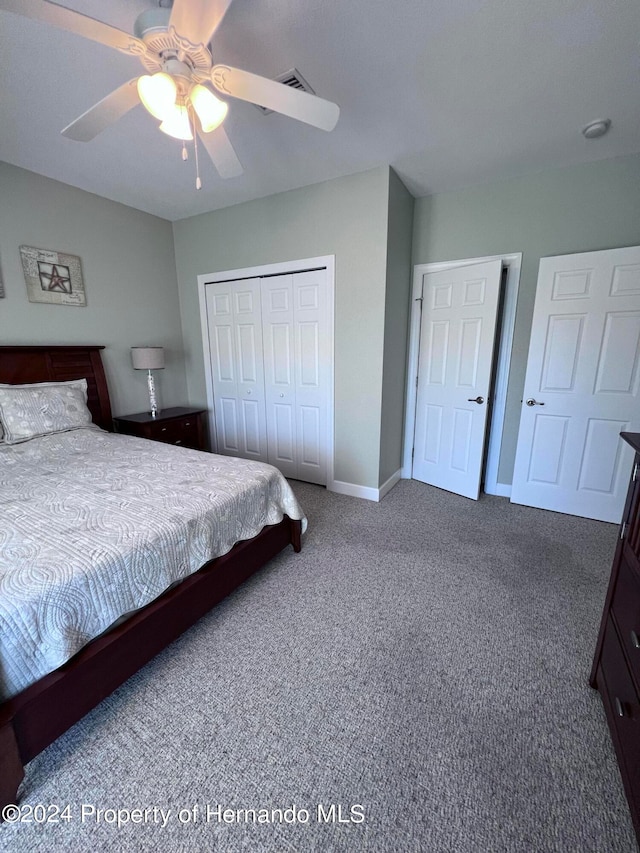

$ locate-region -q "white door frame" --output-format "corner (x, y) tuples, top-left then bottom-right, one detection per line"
(403, 253), (522, 497)
(198, 255), (336, 490)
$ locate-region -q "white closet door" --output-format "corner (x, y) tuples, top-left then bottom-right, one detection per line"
(205, 279), (268, 462)
(293, 269), (329, 485)
(261, 269), (328, 485)
(261, 274), (298, 478)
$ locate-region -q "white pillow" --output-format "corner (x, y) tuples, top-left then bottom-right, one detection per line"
(0, 379), (93, 444)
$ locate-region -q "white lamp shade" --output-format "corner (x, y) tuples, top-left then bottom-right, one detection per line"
(131, 346), (165, 370)
(159, 104), (193, 140)
(137, 72), (177, 121)
(190, 84), (228, 133)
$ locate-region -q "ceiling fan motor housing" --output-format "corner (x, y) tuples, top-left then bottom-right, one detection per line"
(134, 7), (212, 80)
(133, 8), (172, 41)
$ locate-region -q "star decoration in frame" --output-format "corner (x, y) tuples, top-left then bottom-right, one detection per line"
(20, 245), (86, 307)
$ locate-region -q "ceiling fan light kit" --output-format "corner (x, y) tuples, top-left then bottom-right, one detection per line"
(159, 102), (193, 140)
(189, 84), (228, 133)
(137, 71), (177, 120)
(0, 0), (340, 187)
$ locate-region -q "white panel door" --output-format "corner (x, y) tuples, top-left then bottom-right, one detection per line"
(293, 269), (329, 485)
(511, 246), (640, 522)
(413, 259), (502, 499)
(261, 269), (329, 485)
(261, 274), (297, 478)
(206, 279), (268, 462)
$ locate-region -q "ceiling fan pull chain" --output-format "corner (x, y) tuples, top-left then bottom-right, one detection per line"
(181, 141), (188, 161)
(192, 108), (203, 190)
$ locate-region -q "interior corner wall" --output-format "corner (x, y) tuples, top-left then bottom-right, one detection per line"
(172, 166), (391, 491)
(379, 168), (414, 487)
(0, 162), (186, 416)
(412, 153), (640, 486)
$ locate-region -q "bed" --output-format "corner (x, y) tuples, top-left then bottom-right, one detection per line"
(0, 345), (304, 810)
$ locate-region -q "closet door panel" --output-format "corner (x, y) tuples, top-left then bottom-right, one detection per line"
(294, 270), (328, 485)
(206, 279), (268, 462)
(262, 275), (297, 478)
(218, 397), (240, 453)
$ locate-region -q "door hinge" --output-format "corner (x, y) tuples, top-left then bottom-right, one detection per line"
(621, 521), (628, 540)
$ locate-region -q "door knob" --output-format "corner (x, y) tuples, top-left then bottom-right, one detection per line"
(467, 396), (484, 404)
(525, 398), (544, 406)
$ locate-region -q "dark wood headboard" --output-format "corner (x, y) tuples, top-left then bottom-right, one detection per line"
(0, 346), (113, 431)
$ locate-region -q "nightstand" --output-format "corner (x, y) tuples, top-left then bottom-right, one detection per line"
(113, 407), (208, 451)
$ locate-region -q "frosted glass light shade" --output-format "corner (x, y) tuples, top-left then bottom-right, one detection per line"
(190, 84), (228, 132)
(159, 104), (193, 140)
(131, 346), (165, 370)
(137, 72), (177, 120)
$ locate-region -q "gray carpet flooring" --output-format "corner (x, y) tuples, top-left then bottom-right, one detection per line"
(1, 480), (637, 853)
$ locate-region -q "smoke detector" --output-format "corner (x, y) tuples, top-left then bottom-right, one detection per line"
(582, 119), (611, 139)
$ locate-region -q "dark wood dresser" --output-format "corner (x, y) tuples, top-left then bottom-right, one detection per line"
(113, 407), (208, 451)
(591, 432), (640, 843)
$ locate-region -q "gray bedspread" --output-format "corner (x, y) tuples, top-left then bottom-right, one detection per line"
(0, 427), (305, 701)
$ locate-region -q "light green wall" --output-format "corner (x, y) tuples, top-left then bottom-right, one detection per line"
(379, 169), (414, 484)
(173, 167), (391, 489)
(413, 153), (640, 485)
(0, 163), (186, 416)
(9, 153), (631, 493)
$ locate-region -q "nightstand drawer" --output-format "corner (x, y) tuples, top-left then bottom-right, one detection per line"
(113, 408), (207, 452)
(151, 420), (181, 443)
(152, 418), (199, 447)
(612, 555), (640, 690)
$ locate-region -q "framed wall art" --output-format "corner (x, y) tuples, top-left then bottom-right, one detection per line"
(20, 245), (86, 307)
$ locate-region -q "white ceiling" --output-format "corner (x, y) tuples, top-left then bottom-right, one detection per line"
(1, 0), (639, 221)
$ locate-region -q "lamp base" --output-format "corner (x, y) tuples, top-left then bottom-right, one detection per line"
(147, 369), (159, 418)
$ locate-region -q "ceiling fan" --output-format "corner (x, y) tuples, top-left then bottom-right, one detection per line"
(0, 0), (340, 182)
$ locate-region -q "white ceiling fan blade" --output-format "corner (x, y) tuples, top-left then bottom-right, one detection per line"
(197, 126), (243, 179)
(0, 0), (149, 56)
(61, 79), (140, 142)
(169, 0), (234, 48)
(211, 65), (340, 132)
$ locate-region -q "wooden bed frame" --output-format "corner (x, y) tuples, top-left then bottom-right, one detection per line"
(0, 345), (302, 810)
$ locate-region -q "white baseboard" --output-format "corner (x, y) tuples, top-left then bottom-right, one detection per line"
(329, 469), (402, 502)
(379, 469), (402, 500)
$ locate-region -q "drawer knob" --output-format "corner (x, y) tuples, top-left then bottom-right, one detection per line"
(185, 421), (191, 426)
(161, 427), (167, 432)
(615, 697), (625, 718)
(632, 630), (640, 649)
(175, 439), (182, 444)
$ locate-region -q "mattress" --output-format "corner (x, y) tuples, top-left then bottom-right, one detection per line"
(0, 427), (306, 701)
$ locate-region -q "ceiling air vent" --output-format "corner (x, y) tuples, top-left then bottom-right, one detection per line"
(255, 68), (315, 115)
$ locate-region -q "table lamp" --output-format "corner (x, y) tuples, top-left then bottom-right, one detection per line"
(131, 346), (165, 418)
